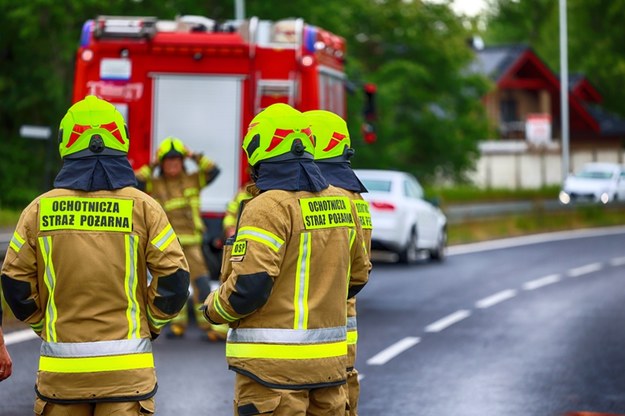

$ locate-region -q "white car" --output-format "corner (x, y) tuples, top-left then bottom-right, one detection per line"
(559, 162), (625, 204)
(354, 169), (447, 263)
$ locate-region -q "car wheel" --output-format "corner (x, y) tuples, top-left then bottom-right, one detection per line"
(429, 227), (447, 262)
(398, 227), (419, 264)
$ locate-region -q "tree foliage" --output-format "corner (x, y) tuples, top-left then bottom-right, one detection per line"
(0, 0), (489, 208)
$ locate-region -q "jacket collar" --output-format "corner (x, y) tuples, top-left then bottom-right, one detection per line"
(254, 159), (328, 193)
(316, 162), (368, 193)
(54, 156), (138, 191)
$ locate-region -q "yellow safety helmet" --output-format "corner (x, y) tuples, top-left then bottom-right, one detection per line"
(242, 103), (315, 167)
(157, 137), (187, 162)
(58, 95), (129, 159)
(304, 110), (354, 162)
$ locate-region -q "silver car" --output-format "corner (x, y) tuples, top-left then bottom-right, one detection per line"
(559, 162), (625, 204)
(354, 169), (447, 263)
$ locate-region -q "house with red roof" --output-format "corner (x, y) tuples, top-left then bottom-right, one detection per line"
(469, 44), (625, 188)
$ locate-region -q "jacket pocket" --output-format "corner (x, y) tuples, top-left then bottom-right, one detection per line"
(236, 393), (281, 415)
(139, 397), (156, 415)
(34, 398), (47, 415)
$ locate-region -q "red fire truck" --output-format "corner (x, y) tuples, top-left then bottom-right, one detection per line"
(72, 15), (350, 219)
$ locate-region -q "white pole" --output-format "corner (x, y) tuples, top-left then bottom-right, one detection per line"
(559, 0), (570, 181)
(235, 0), (245, 21)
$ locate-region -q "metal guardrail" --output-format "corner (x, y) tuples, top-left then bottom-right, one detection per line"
(0, 230), (10, 260)
(444, 199), (625, 224)
(1, 199), (623, 258)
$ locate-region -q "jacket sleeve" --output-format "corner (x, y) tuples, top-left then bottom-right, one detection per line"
(347, 200), (371, 299)
(1, 205), (45, 335)
(134, 164), (154, 193)
(205, 198), (287, 324)
(143, 201), (190, 335)
(196, 154), (220, 188)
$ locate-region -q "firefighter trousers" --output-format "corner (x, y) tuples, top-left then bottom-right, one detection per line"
(34, 397), (155, 415)
(345, 368), (360, 416)
(234, 373), (347, 416)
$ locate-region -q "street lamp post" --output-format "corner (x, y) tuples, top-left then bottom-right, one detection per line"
(559, 0), (570, 181)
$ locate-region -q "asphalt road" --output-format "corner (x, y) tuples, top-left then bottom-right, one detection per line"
(2, 227), (625, 415)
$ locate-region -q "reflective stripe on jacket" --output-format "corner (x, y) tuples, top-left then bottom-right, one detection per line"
(205, 185), (370, 388)
(0, 187), (190, 402)
(338, 189), (373, 369)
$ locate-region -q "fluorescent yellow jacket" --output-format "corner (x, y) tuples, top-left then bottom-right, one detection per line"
(1, 187), (190, 403)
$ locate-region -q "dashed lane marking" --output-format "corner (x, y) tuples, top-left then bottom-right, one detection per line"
(610, 256), (625, 267)
(567, 262), (603, 277)
(366, 337), (421, 366)
(475, 289), (517, 309)
(523, 274), (562, 291)
(424, 310), (471, 333)
(5, 329), (38, 345)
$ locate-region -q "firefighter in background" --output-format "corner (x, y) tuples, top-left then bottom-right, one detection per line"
(204, 103), (371, 415)
(0, 302), (12, 382)
(305, 110), (372, 416)
(222, 182), (253, 239)
(1, 96), (190, 415)
(135, 138), (223, 340)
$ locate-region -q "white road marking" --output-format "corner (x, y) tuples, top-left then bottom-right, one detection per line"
(447, 226), (625, 256)
(5, 329), (38, 345)
(475, 289), (517, 309)
(567, 262), (603, 277)
(357, 373), (365, 382)
(366, 337), (420, 366)
(523, 274), (562, 291)
(424, 310), (471, 333)
(610, 256), (625, 267)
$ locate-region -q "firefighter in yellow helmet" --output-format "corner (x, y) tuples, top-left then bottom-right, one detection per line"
(135, 137), (223, 340)
(1, 95), (190, 415)
(204, 103), (371, 415)
(305, 109), (372, 416)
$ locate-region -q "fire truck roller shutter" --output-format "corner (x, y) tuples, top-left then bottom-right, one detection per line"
(152, 74), (244, 214)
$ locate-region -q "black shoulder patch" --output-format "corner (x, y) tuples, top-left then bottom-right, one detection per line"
(229, 272), (273, 315)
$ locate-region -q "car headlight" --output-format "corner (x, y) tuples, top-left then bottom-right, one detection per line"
(559, 190), (570, 204)
(600, 192), (610, 204)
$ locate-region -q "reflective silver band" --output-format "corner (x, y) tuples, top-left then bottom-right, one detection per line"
(10, 234), (24, 250)
(347, 316), (358, 331)
(126, 235), (140, 338)
(295, 232), (311, 329)
(153, 226), (175, 250)
(237, 228), (284, 251)
(41, 338), (152, 358)
(228, 326), (347, 344)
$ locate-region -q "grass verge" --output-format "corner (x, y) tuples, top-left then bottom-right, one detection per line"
(0, 209), (21, 228)
(449, 204), (625, 245)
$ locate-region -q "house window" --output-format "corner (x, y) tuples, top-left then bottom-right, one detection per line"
(500, 98), (517, 122)
(500, 98), (523, 139)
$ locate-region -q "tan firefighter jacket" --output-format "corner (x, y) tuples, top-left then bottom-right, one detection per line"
(135, 154), (219, 246)
(0, 187), (190, 403)
(205, 185), (371, 388)
(338, 189), (373, 371)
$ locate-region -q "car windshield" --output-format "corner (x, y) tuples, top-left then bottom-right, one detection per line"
(360, 178), (392, 193)
(575, 170), (613, 179)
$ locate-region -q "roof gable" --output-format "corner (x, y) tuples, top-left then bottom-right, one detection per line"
(472, 45), (602, 134)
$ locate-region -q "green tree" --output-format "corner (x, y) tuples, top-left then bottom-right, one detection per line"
(0, 0), (489, 209)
